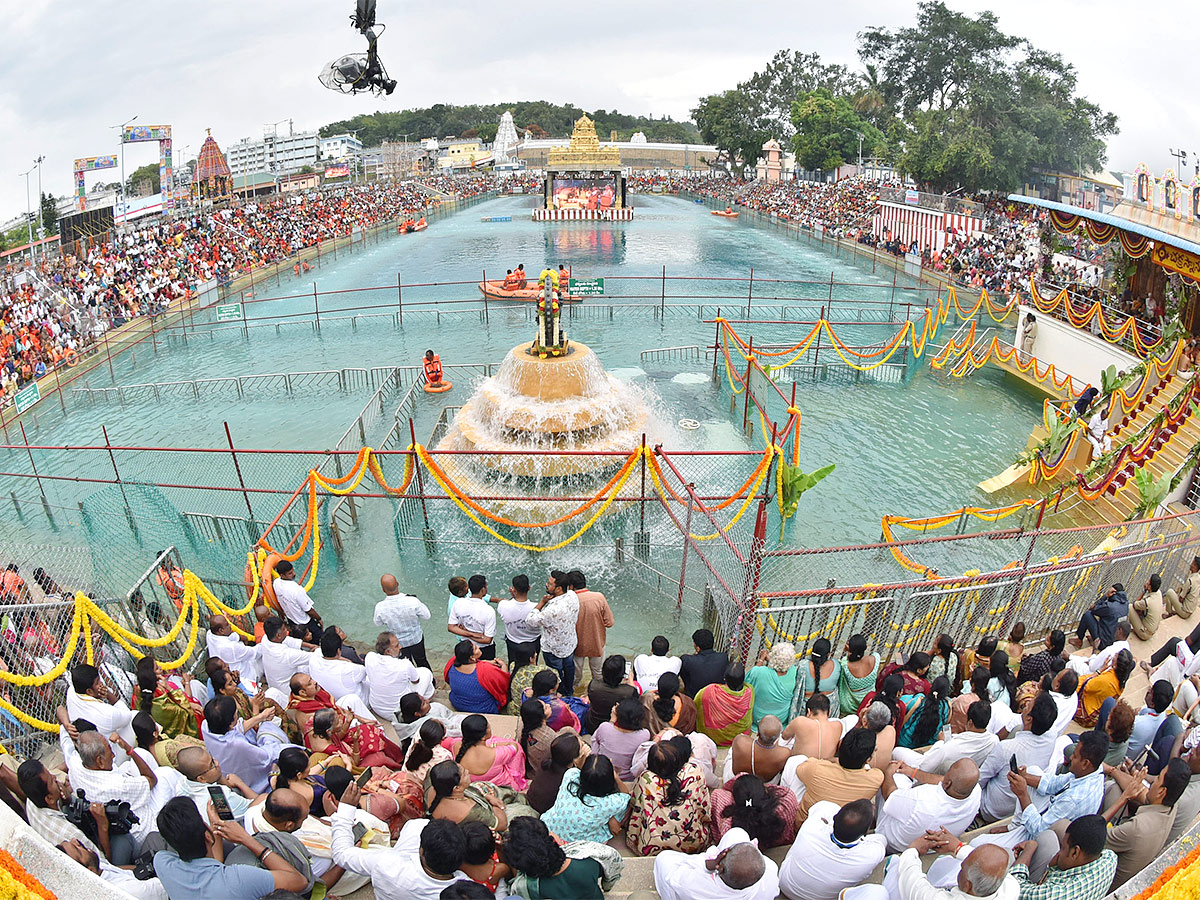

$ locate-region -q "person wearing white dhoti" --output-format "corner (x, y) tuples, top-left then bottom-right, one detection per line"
(877, 759), (982, 854)
(653, 826), (779, 900)
(882, 834), (1018, 900)
(779, 799), (885, 900)
(1085, 408), (1111, 461)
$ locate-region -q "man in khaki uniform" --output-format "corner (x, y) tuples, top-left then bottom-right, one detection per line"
(1104, 758), (1191, 889)
(1165, 556), (1200, 620)
(1130, 574), (1163, 642)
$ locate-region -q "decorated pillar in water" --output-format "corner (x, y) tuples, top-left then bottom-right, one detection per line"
(534, 280), (567, 358)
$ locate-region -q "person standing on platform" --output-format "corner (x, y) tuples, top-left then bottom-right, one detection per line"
(373, 574), (432, 670)
(571, 570), (614, 692)
(1019, 312), (1038, 362)
(448, 574), (497, 661)
(272, 560), (323, 644)
(496, 574), (541, 664)
(526, 569), (580, 694)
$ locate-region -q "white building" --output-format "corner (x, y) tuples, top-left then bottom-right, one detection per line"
(494, 111), (519, 164)
(226, 129), (320, 176)
(320, 133), (363, 162)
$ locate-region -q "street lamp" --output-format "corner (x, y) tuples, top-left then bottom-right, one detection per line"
(844, 129), (865, 174)
(1169, 148), (1189, 176)
(111, 114), (138, 228)
(34, 155), (44, 242)
(19, 164), (36, 260)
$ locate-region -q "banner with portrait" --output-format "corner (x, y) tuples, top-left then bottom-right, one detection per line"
(551, 176), (618, 211)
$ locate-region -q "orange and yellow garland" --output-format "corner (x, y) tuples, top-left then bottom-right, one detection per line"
(0, 848), (56, 900)
(1131, 840), (1200, 900)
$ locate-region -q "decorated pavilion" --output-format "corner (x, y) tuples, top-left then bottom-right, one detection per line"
(536, 115), (631, 221)
(191, 130), (233, 202)
(1011, 165), (1200, 333)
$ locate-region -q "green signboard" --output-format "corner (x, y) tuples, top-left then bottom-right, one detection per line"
(14, 382), (39, 415)
(216, 302), (243, 322)
(568, 277), (604, 296)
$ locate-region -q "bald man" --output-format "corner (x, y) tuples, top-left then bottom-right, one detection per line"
(727, 716), (792, 783)
(887, 832), (1017, 900)
(175, 745), (260, 823)
(206, 613), (262, 688)
(654, 826), (780, 900)
(373, 573), (432, 670)
(878, 759), (982, 853)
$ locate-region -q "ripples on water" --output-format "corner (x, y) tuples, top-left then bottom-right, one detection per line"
(4, 195), (1042, 652)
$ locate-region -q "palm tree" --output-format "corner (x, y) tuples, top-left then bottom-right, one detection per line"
(853, 65), (885, 123)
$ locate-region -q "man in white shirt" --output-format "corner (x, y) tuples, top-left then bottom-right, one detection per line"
(886, 834), (1018, 900)
(978, 692), (1059, 822)
(58, 727), (160, 853)
(635, 635), (683, 693)
(447, 574), (498, 660)
(526, 569), (580, 693)
(779, 799), (886, 900)
(1066, 622), (1131, 677)
(1047, 669), (1080, 739)
(364, 631), (434, 719)
(655, 826), (780, 900)
(308, 630), (369, 706)
(257, 616), (312, 700)
(64, 664), (137, 765)
(495, 573), (541, 663)
(272, 559), (323, 642)
(372, 573), (432, 670)
(894, 701), (998, 775)
(330, 783), (468, 900)
(206, 615), (262, 688)
(58, 838), (169, 900)
(877, 759), (982, 853)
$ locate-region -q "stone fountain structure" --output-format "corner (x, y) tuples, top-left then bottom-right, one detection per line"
(435, 287), (648, 479)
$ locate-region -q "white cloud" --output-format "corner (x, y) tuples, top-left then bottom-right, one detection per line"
(0, 0), (1189, 216)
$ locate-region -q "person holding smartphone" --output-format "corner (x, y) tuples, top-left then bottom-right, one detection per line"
(152, 796), (308, 899)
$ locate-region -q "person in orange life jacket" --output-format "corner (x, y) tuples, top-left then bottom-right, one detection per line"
(502, 269), (519, 289)
(0, 564), (27, 602)
(423, 350), (444, 386)
(515, 263), (527, 289)
(154, 551), (185, 609)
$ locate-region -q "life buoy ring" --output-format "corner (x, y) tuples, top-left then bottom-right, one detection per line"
(679, 418), (701, 430)
(423, 380), (453, 393)
(64, 349), (79, 368)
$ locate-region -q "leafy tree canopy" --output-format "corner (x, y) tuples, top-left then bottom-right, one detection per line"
(320, 102), (700, 147)
(858, 1), (1117, 191)
(790, 89), (884, 172)
(125, 162), (160, 195)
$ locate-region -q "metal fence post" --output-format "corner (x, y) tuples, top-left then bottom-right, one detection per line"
(313, 283), (321, 331)
(397, 271), (403, 325)
(678, 485), (694, 610)
(747, 268), (754, 318)
(660, 266), (666, 318)
(224, 421), (255, 521)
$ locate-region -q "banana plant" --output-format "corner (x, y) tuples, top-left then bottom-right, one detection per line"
(1131, 467), (1172, 520)
(777, 460), (835, 539)
(1100, 365), (1121, 396)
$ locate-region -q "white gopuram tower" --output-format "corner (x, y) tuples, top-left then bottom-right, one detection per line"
(494, 111), (519, 164)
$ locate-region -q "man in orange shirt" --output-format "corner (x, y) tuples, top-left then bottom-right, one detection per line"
(568, 569), (613, 693)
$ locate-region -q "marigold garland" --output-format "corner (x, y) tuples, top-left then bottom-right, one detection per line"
(1130, 839), (1200, 900)
(0, 848), (57, 900)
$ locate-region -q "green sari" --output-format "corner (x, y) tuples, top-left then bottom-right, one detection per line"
(504, 664), (551, 715)
(152, 687), (200, 738)
(837, 653), (880, 714)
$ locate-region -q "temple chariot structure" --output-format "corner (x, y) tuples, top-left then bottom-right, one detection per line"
(535, 115), (632, 221)
(191, 130), (233, 203)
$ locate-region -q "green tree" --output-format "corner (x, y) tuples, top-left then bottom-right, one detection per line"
(858, 1), (1117, 191)
(125, 162), (160, 195)
(39, 192), (58, 236)
(790, 89), (883, 171)
(692, 90), (763, 176)
(739, 50), (857, 140)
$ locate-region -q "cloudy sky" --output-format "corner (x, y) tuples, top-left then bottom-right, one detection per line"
(0, 0), (1191, 218)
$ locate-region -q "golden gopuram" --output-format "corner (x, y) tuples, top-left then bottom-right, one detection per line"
(537, 115), (632, 220)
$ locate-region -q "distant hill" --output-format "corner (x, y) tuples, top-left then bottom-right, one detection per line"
(319, 101), (701, 146)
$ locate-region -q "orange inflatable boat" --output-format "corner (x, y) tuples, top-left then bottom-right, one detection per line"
(477, 281), (580, 302)
(711, 207), (739, 218)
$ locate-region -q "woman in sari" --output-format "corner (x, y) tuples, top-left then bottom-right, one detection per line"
(1075, 649), (1135, 727)
(306, 707), (407, 771)
(518, 699), (574, 779)
(445, 713), (530, 791)
(404, 718), (453, 789)
(898, 676), (951, 749)
(425, 760), (537, 830)
(694, 663), (754, 746)
(626, 740), (710, 856)
(892, 652), (933, 722)
(317, 764), (417, 840)
(928, 635), (960, 688)
(789, 638), (840, 720)
(135, 656), (201, 739)
(444, 640), (510, 715)
(642, 672), (696, 736)
(837, 634), (880, 714)
(530, 669), (584, 731)
(745, 642), (799, 727)
(504, 642), (551, 716)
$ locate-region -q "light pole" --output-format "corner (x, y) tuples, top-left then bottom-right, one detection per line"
(34, 155), (45, 242)
(19, 165), (35, 260)
(1169, 148), (1188, 176)
(111, 114), (138, 228)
